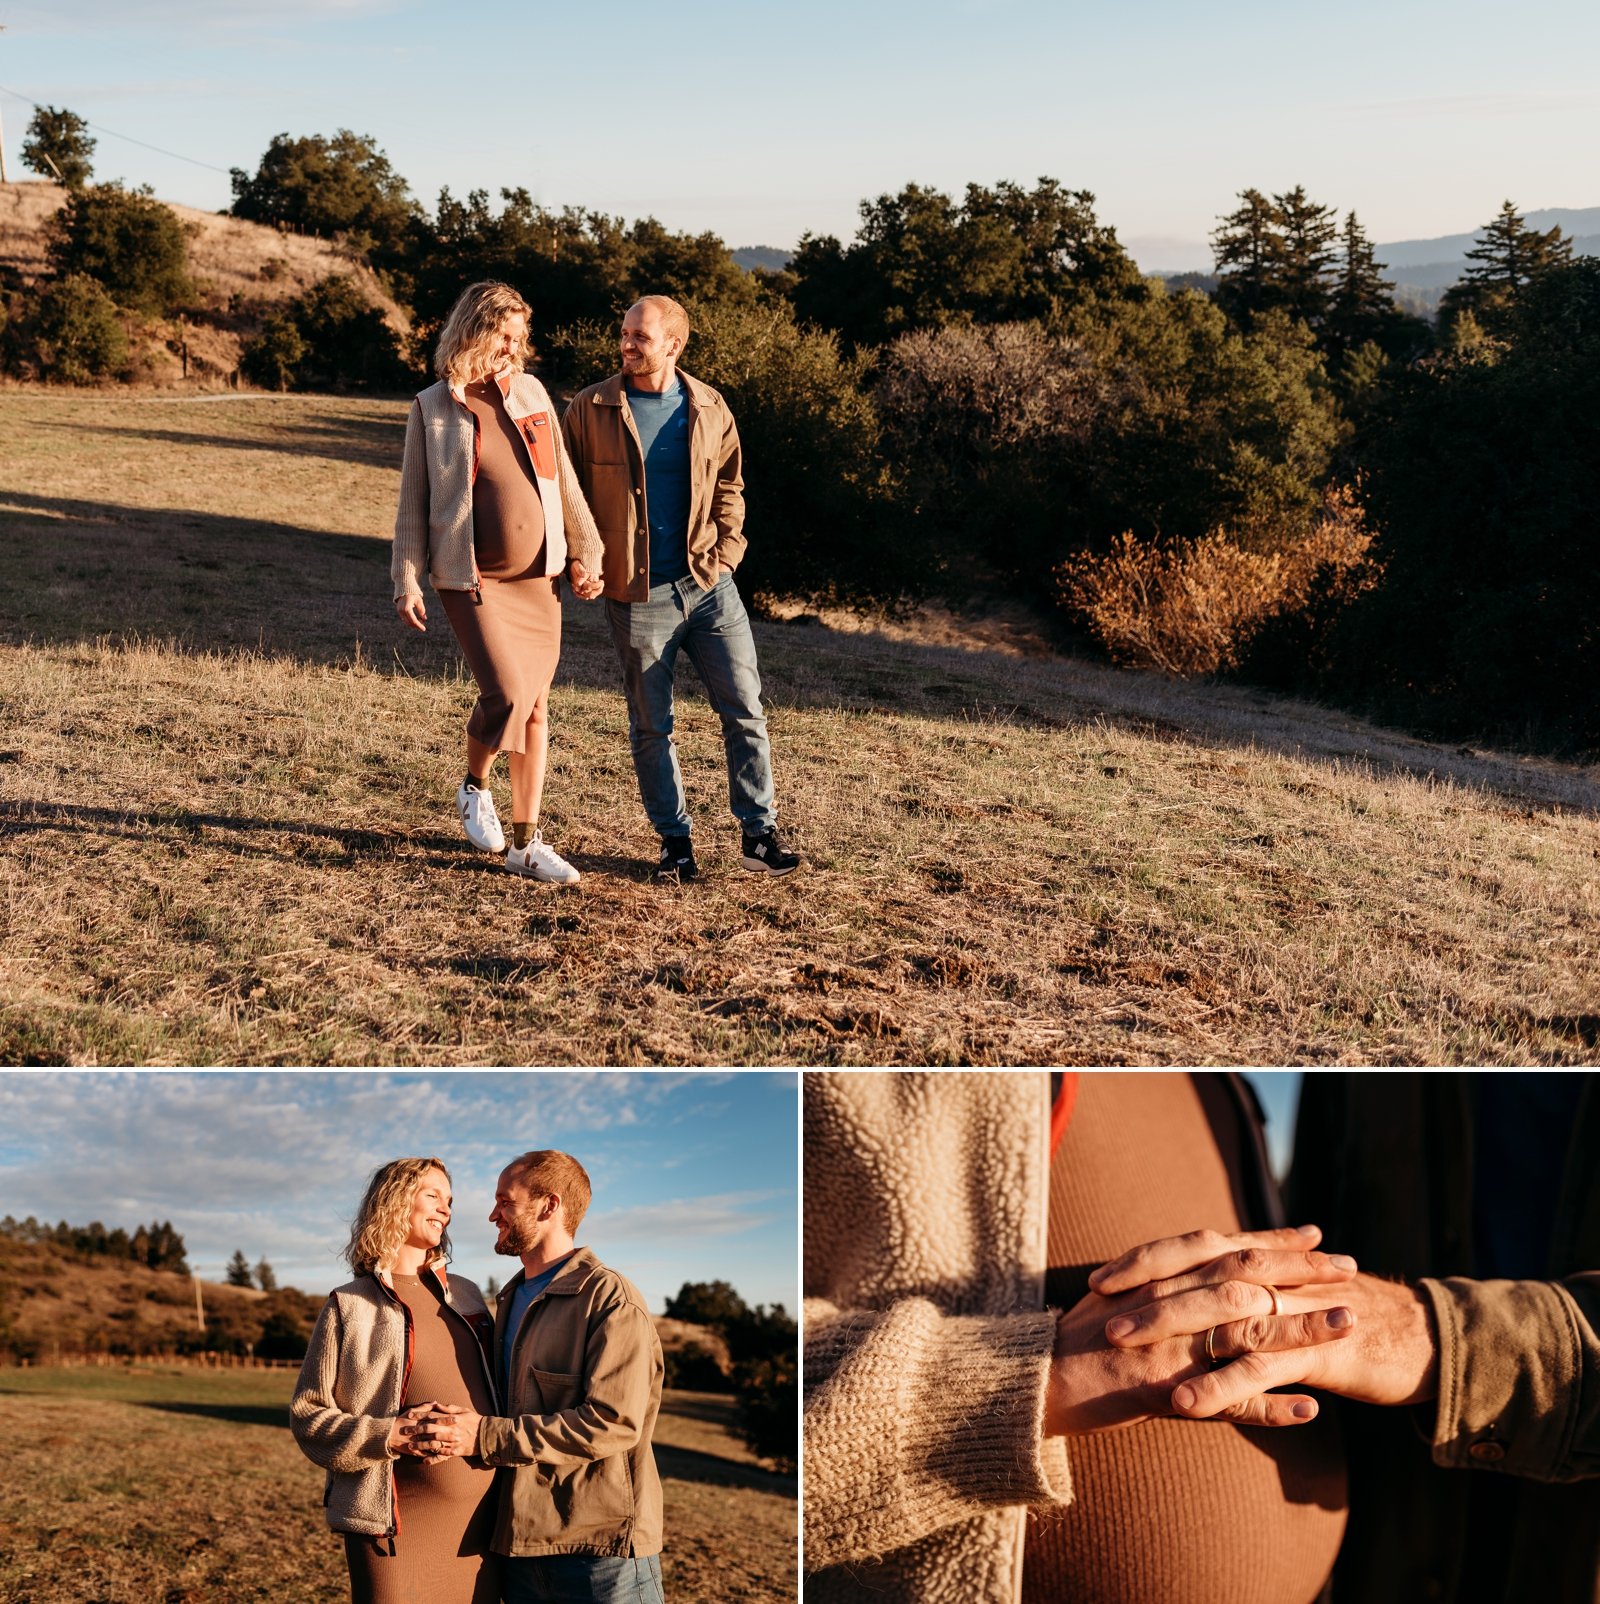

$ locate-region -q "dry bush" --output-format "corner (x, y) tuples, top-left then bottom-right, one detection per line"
(1058, 484), (1382, 677)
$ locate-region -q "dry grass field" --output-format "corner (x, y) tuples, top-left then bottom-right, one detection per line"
(0, 1366), (794, 1604)
(0, 388), (1596, 1064)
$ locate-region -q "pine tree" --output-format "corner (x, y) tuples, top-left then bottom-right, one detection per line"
(226, 1249), (254, 1287)
(1275, 186), (1339, 329)
(1443, 200), (1575, 333)
(1326, 212), (1396, 352)
(254, 1258), (277, 1293)
(1212, 189), (1287, 327)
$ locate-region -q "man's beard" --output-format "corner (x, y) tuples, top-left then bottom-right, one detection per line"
(494, 1218), (534, 1256)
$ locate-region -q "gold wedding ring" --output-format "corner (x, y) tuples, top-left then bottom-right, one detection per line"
(1265, 1285), (1283, 1317)
(1205, 1324), (1221, 1367)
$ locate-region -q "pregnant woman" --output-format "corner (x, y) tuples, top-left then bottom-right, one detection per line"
(391, 280), (605, 882)
(291, 1157), (502, 1604)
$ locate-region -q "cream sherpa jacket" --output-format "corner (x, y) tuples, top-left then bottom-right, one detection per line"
(803, 1071), (1071, 1604)
(290, 1266), (497, 1536)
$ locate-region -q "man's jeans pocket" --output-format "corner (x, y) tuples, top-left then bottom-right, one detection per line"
(502, 1552), (665, 1604)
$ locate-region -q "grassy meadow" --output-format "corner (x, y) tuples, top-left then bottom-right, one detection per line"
(0, 388), (1596, 1064)
(0, 1365), (794, 1603)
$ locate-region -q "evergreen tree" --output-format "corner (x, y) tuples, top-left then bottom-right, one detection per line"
(1211, 188), (1287, 327)
(1441, 200), (1574, 333)
(21, 105), (96, 189)
(254, 1258), (277, 1293)
(226, 1249), (254, 1287)
(1326, 212), (1397, 352)
(1275, 186), (1339, 329)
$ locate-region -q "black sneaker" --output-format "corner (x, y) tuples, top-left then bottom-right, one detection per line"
(741, 827), (800, 876)
(656, 836), (700, 883)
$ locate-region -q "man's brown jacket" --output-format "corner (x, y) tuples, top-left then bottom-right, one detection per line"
(1289, 1073), (1600, 1604)
(476, 1246), (665, 1558)
(560, 369), (746, 602)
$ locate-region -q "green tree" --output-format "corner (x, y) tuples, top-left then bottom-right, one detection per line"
(226, 1249), (254, 1287)
(254, 1257), (277, 1292)
(1211, 188), (1287, 328)
(1440, 200), (1574, 333)
(1275, 186), (1338, 329)
(241, 275), (407, 392)
(230, 129), (418, 258)
(663, 1280), (749, 1328)
(46, 184), (192, 315)
(21, 105), (96, 189)
(1325, 211), (1395, 351)
(30, 273), (129, 382)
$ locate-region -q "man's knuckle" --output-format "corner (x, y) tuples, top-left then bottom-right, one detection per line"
(1219, 1278), (1257, 1313)
(1239, 1315), (1272, 1351)
(1236, 1247), (1268, 1276)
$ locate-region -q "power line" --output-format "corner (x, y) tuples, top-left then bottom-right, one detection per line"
(0, 81), (234, 176)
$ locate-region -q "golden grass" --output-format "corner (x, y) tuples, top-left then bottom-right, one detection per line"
(1, 389), (1596, 1065)
(0, 1367), (793, 1603)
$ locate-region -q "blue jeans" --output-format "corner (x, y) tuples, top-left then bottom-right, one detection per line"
(605, 573), (775, 838)
(502, 1553), (664, 1604)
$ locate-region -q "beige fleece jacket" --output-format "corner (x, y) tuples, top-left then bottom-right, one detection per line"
(290, 1266), (497, 1536)
(803, 1071), (1071, 1603)
(391, 372), (604, 603)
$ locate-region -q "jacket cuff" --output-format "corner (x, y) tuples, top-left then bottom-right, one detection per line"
(476, 1413), (521, 1466)
(1420, 1275), (1583, 1478)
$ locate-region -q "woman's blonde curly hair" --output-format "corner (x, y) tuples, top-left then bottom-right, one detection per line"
(345, 1157), (453, 1276)
(434, 280), (533, 385)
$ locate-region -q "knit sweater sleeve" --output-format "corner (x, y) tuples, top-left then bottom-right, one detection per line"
(289, 1296), (399, 1473)
(803, 1294), (1072, 1571)
(391, 397), (430, 602)
(555, 417), (604, 578)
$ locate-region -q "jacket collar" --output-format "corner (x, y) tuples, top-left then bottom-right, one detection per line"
(371, 1261), (453, 1304)
(503, 1244), (598, 1297)
(592, 369), (713, 409)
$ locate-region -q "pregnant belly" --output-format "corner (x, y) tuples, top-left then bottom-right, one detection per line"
(1022, 1413), (1347, 1604)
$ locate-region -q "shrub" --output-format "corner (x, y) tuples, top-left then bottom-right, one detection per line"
(46, 183), (192, 316)
(241, 274), (408, 391)
(734, 1355), (796, 1473)
(31, 274), (130, 383)
(1057, 484), (1380, 676)
(661, 1340), (730, 1393)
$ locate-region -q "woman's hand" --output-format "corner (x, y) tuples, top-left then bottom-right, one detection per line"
(1046, 1224), (1360, 1435)
(395, 592), (428, 632)
(414, 1402), (482, 1459)
(386, 1402), (442, 1457)
(568, 560), (604, 601)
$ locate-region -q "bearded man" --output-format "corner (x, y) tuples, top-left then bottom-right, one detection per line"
(413, 1150), (666, 1604)
(561, 294), (800, 883)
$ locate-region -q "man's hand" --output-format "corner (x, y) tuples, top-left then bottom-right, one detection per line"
(1047, 1224), (1360, 1435)
(568, 560), (603, 601)
(395, 592), (427, 632)
(1162, 1272), (1439, 1419)
(415, 1402), (483, 1459)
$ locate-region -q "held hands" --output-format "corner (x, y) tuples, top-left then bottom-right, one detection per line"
(387, 1402), (444, 1458)
(409, 1402), (482, 1460)
(568, 560), (604, 601)
(1047, 1224), (1360, 1436)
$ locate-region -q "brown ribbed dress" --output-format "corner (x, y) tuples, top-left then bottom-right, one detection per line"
(1022, 1073), (1347, 1604)
(437, 377), (561, 756)
(343, 1274), (501, 1604)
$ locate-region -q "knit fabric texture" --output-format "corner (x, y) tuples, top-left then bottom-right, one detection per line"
(803, 1071), (1069, 1602)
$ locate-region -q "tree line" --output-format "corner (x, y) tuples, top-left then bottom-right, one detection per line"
(8, 110), (1595, 755)
(1, 1213), (189, 1273)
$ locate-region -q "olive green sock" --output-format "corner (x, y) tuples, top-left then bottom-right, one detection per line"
(513, 823), (535, 849)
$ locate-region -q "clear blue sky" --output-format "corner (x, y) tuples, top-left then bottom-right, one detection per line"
(0, 1070), (798, 1311)
(2, 0), (1594, 269)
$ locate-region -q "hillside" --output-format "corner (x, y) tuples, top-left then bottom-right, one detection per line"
(0, 389), (1595, 1065)
(0, 179), (408, 384)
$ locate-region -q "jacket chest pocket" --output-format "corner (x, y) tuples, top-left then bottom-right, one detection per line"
(518, 412), (558, 480)
(528, 1366), (582, 1413)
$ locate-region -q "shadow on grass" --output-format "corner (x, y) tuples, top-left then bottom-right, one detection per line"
(40, 410), (407, 471)
(654, 1442), (795, 1498)
(140, 1399), (290, 1429)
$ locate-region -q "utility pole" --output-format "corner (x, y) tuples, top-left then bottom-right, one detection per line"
(193, 1264), (205, 1332)
(0, 29), (9, 184)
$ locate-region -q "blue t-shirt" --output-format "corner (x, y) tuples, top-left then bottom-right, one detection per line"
(626, 379), (692, 584)
(500, 1256), (571, 1398)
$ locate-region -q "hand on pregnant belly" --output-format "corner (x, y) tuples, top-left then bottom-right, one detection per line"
(1046, 1224), (1360, 1436)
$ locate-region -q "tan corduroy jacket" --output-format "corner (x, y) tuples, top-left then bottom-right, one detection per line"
(476, 1246), (665, 1559)
(559, 369), (747, 602)
(290, 1266), (498, 1537)
(391, 372), (603, 603)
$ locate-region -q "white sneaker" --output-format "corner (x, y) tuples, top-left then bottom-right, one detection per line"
(504, 831), (581, 884)
(457, 782), (505, 853)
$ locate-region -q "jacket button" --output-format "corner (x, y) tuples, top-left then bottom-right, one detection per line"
(1468, 1440), (1506, 1462)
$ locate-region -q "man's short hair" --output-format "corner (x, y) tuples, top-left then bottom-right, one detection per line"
(631, 294), (690, 350)
(506, 1149), (592, 1233)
